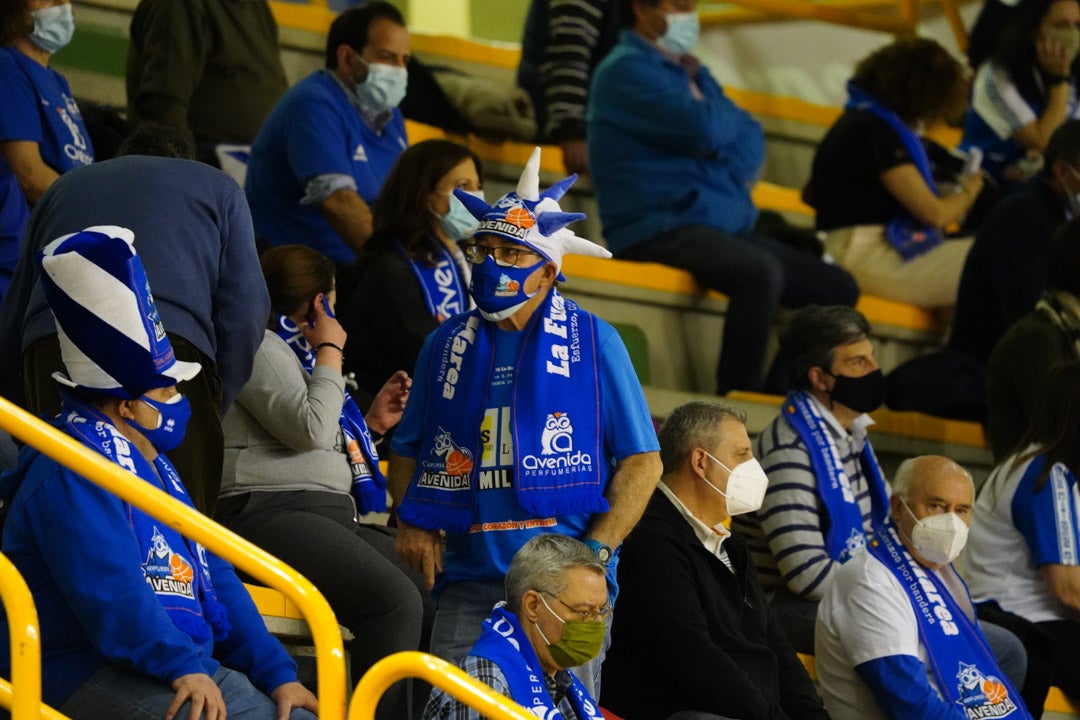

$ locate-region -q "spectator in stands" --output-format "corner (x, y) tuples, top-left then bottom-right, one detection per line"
(388, 148), (662, 698)
(1, 0), (94, 302)
(126, 0), (289, 168)
(246, 2), (410, 267)
(961, 0), (1080, 185)
(986, 219), (1080, 460)
(424, 535), (608, 720)
(217, 244), (430, 719)
(0, 125), (268, 516)
(965, 362), (1080, 717)
(950, 119), (1080, 366)
(0, 228), (318, 720)
(602, 401), (829, 720)
(816, 456), (1029, 720)
(342, 139), (481, 405)
(732, 306), (890, 653)
(517, 0), (621, 174)
(804, 38), (982, 309)
(587, 0), (859, 395)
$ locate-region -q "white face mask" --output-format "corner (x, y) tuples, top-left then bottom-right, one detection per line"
(900, 498), (969, 566)
(703, 452), (769, 516)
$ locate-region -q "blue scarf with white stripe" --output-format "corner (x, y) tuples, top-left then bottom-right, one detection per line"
(397, 241), (471, 322)
(869, 522), (1029, 720)
(782, 390), (889, 562)
(846, 82), (944, 261)
(469, 604), (604, 720)
(398, 289), (606, 533)
(272, 314), (387, 514)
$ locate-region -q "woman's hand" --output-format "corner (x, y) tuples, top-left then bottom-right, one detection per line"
(365, 370), (411, 435)
(301, 293), (347, 365)
(1037, 29), (1076, 77)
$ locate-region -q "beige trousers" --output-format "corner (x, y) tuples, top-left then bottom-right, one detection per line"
(823, 225), (974, 308)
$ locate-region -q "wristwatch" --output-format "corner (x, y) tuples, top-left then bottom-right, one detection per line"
(583, 538), (614, 564)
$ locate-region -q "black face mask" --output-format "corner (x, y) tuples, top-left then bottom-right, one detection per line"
(827, 369), (886, 414)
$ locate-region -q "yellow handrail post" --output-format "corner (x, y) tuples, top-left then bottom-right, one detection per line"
(0, 396), (346, 720)
(0, 553), (42, 720)
(350, 652), (537, 720)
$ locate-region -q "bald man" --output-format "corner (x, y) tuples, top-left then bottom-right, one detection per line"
(815, 456), (1032, 720)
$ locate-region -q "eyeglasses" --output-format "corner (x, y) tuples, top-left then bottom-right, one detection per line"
(542, 591), (612, 623)
(462, 243), (541, 267)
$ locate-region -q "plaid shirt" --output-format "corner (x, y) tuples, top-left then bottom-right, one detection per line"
(423, 655), (584, 720)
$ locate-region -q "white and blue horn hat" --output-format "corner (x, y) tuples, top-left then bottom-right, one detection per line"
(35, 226), (201, 399)
(454, 146), (612, 281)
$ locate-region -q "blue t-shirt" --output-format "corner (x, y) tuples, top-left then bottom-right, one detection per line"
(0, 173), (29, 305)
(392, 317), (658, 595)
(246, 70), (407, 263)
(0, 47), (94, 177)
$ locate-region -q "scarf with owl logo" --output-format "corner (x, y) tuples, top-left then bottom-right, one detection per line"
(398, 289), (607, 533)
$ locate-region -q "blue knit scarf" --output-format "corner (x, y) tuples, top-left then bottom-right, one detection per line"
(846, 81), (944, 261)
(398, 289), (607, 533)
(60, 395), (231, 644)
(469, 604), (604, 720)
(782, 390), (889, 562)
(869, 523), (1030, 720)
(272, 315), (387, 514)
(397, 241), (470, 322)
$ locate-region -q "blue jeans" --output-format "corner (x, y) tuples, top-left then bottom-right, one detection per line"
(57, 665), (316, 720)
(429, 580), (612, 700)
(619, 225), (859, 394)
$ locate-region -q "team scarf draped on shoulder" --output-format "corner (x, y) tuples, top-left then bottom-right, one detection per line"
(469, 603), (605, 720)
(846, 81), (944, 262)
(272, 315), (387, 514)
(398, 288), (607, 533)
(396, 240), (472, 322)
(782, 390), (889, 562)
(869, 522), (1030, 720)
(60, 395), (231, 645)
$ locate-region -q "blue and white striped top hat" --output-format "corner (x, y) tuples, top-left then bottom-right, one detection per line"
(35, 226), (202, 399)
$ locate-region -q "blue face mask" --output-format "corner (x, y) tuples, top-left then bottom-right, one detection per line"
(355, 59), (408, 113)
(469, 255), (541, 321)
(29, 3), (75, 54)
(657, 11), (700, 56)
(127, 393), (191, 453)
(436, 190), (483, 241)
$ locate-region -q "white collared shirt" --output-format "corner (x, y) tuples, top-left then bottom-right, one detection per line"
(659, 481), (734, 572)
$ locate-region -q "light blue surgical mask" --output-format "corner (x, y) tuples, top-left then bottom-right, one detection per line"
(29, 3), (75, 54)
(436, 190), (483, 241)
(657, 11), (700, 56)
(355, 58), (408, 113)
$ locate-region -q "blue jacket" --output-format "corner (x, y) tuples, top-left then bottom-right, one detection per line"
(587, 30), (764, 254)
(0, 435), (297, 707)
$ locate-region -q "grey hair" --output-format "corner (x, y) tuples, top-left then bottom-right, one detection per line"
(892, 456), (974, 499)
(505, 535), (606, 610)
(658, 401), (747, 477)
(779, 305), (871, 390)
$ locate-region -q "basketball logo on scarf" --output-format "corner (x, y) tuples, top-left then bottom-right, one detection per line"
(955, 662), (1019, 719)
(523, 410), (594, 477)
(141, 527), (195, 599)
(417, 427), (474, 491)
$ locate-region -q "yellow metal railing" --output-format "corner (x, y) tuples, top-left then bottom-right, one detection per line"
(351, 652), (535, 720)
(0, 396), (347, 720)
(0, 553), (47, 720)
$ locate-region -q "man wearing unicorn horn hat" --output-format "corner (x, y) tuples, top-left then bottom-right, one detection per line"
(388, 147), (662, 697)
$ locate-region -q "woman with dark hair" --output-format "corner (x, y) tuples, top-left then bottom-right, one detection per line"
(217, 244), (431, 720)
(962, 0), (1080, 184)
(963, 360), (1080, 717)
(1, 0), (93, 303)
(341, 138), (482, 402)
(803, 37), (982, 308)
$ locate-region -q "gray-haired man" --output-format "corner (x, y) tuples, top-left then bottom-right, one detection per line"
(423, 534), (608, 720)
